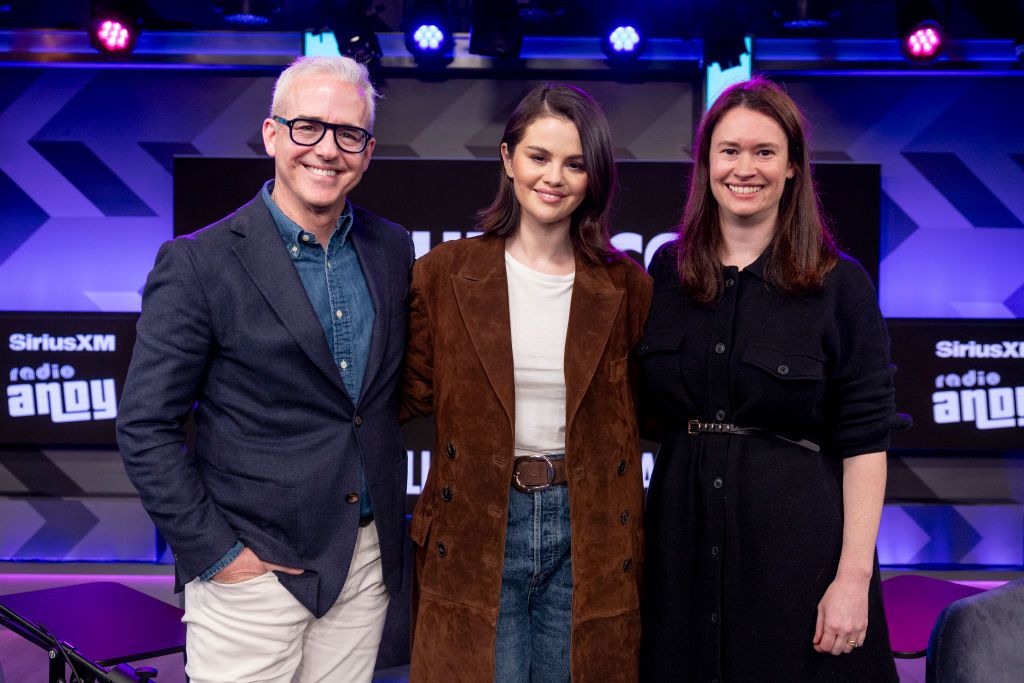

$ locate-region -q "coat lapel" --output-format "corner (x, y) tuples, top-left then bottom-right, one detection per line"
(564, 253), (623, 432)
(452, 238), (515, 428)
(350, 210), (390, 404)
(230, 197), (349, 399)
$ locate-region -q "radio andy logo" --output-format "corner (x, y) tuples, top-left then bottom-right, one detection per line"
(7, 362), (117, 424)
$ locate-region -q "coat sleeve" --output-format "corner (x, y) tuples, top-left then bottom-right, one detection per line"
(827, 264), (905, 458)
(116, 239), (237, 580)
(400, 257), (435, 422)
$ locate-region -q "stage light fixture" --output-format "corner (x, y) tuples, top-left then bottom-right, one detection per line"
(899, 0), (945, 63)
(332, 1), (383, 66)
(211, 0), (281, 25)
(89, 1), (141, 55)
(469, 0), (522, 60)
(404, 1), (453, 66)
(601, 22), (647, 62)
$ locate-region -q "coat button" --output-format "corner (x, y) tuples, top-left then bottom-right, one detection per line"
(712, 545), (720, 557)
(711, 612), (719, 624)
(715, 409), (726, 421)
(437, 541), (447, 557)
(446, 442), (457, 459)
(620, 510), (630, 525)
(714, 342), (726, 354)
(617, 460), (627, 475)
(713, 477), (723, 489)
(638, 343), (649, 355)
(725, 278), (735, 288)
(345, 492), (360, 504)
(777, 364), (790, 375)
(623, 558), (633, 572)
(354, 415), (363, 427)
(441, 486), (453, 501)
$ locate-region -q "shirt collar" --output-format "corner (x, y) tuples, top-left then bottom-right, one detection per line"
(261, 180), (354, 250)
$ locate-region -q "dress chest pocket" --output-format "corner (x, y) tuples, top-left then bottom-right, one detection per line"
(738, 344), (826, 429)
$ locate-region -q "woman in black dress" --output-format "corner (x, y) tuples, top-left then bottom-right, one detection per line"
(639, 78), (904, 681)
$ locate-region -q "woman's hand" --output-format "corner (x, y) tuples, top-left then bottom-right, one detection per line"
(813, 574), (869, 655)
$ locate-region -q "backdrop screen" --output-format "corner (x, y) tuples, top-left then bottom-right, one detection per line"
(2, 312), (137, 445)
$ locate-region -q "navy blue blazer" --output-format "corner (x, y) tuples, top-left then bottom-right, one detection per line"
(117, 193), (413, 618)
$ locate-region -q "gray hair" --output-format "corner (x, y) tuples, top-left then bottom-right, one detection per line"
(270, 56), (379, 131)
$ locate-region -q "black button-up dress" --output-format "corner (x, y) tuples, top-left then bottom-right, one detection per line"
(638, 243), (901, 682)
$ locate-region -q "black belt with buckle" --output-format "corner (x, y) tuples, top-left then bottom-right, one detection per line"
(687, 420), (820, 453)
(511, 455), (569, 493)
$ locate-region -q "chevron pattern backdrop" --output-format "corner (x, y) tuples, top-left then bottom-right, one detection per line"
(1, 66), (1022, 564)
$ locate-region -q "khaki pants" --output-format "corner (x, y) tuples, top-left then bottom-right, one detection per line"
(183, 522), (388, 683)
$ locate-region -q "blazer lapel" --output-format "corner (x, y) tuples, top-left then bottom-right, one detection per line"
(350, 210), (390, 403)
(452, 238), (515, 428)
(564, 253), (623, 432)
(230, 197), (349, 398)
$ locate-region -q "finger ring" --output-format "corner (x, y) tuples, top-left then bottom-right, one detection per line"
(847, 640), (859, 648)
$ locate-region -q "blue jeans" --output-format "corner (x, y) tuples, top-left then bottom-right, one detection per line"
(494, 478), (573, 683)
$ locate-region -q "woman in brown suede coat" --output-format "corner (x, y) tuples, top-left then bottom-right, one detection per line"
(402, 84), (652, 682)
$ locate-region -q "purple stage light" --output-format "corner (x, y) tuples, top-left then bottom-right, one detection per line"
(96, 19), (132, 52)
(904, 21), (943, 61)
(608, 25), (641, 53)
(413, 24), (445, 51)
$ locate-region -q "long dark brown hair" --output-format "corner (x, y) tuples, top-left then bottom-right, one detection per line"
(676, 77), (837, 303)
(477, 83), (617, 264)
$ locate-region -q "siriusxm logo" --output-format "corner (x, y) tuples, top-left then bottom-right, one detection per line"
(935, 340), (1023, 359)
(8, 333), (116, 353)
(7, 363), (117, 423)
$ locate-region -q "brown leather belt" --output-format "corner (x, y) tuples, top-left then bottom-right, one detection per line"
(687, 420), (820, 453)
(512, 455), (568, 493)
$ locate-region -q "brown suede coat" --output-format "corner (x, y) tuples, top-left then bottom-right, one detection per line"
(402, 235), (652, 682)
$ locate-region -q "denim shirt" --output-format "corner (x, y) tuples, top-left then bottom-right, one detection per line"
(199, 181), (376, 581)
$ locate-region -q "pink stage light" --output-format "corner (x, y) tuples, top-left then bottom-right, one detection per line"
(904, 21), (943, 61)
(96, 19), (131, 51)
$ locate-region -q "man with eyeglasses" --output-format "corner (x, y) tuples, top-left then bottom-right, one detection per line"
(118, 56), (413, 683)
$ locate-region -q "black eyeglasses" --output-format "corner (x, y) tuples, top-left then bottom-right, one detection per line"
(272, 116), (374, 154)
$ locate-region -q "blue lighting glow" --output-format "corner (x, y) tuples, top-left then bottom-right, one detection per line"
(608, 26), (641, 53)
(413, 24), (445, 51)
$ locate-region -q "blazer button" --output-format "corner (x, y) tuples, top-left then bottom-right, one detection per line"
(638, 343), (649, 355)
(715, 409), (726, 421)
(714, 342), (726, 354)
(345, 492), (360, 504)
(616, 460), (627, 475)
(446, 442), (457, 459)
(623, 558), (633, 572)
(620, 510), (630, 525)
(713, 477), (723, 489)
(437, 541), (448, 557)
(777, 364), (790, 375)
(441, 486), (453, 501)
(354, 415), (363, 427)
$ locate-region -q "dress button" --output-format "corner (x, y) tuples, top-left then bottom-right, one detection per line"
(345, 492), (359, 504)
(712, 545), (720, 557)
(441, 486), (453, 501)
(446, 442), (457, 459)
(713, 477), (723, 489)
(777, 364), (790, 375)
(711, 612), (719, 624)
(715, 409), (726, 421)
(714, 342), (726, 354)
(620, 510), (630, 525)
(623, 559), (633, 572)
(437, 541), (447, 557)
(617, 460), (627, 475)
(725, 278), (735, 288)
(354, 416), (362, 427)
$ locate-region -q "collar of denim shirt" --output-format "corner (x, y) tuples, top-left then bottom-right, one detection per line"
(261, 179), (354, 252)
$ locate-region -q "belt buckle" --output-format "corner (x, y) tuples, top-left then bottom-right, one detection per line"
(512, 455), (555, 493)
(688, 420), (701, 435)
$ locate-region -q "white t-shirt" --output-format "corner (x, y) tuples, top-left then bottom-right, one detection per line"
(504, 250), (575, 458)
